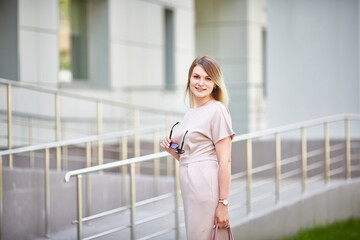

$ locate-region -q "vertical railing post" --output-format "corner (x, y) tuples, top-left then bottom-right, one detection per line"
(130, 163), (136, 240)
(153, 130), (160, 196)
(62, 121), (68, 171)
(275, 133), (281, 203)
(86, 142), (92, 217)
(7, 84), (13, 168)
(0, 156), (3, 240)
(174, 159), (180, 240)
(29, 117), (35, 168)
(76, 175), (83, 240)
(134, 110), (140, 174)
(345, 118), (351, 180)
(97, 101), (103, 166)
(121, 136), (128, 205)
(44, 148), (50, 238)
(301, 127), (307, 193)
(55, 93), (61, 171)
(324, 122), (330, 184)
(246, 139), (252, 215)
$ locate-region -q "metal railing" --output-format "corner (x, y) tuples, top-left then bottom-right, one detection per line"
(0, 125), (171, 239)
(0, 78), (182, 155)
(62, 114), (360, 240)
(0, 114), (359, 239)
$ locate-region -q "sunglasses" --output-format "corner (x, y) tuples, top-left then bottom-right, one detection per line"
(169, 122), (188, 154)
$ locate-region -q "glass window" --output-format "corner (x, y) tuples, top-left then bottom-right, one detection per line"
(165, 9), (175, 90)
(59, 0), (88, 83)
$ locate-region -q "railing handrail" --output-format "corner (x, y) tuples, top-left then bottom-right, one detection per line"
(233, 113), (360, 142)
(0, 109), (148, 122)
(63, 113), (360, 182)
(65, 151), (170, 182)
(0, 125), (165, 157)
(0, 78), (183, 116)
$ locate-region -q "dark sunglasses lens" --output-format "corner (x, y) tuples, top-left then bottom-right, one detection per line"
(170, 142), (179, 149)
(175, 149), (185, 154)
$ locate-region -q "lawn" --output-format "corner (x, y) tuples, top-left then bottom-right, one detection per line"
(276, 218), (360, 240)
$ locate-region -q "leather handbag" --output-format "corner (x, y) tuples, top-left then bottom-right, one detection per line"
(211, 224), (234, 240)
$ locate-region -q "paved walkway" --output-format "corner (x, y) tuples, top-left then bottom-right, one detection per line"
(36, 178), (346, 240)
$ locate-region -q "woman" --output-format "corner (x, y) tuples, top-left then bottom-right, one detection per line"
(161, 56), (235, 239)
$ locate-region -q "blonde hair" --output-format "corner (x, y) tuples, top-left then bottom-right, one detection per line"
(185, 56), (229, 107)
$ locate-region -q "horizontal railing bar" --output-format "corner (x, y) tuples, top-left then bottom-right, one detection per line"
(330, 143), (345, 152)
(231, 171), (246, 180)
(307, 175), (325, 184)
(137, 227), (175, 240)
(136, 192), (175, 207)
(0, 109), (144, 123)
(0, 78), (184, 116)
(135, 210), (174, 225)
(252, 162), (275, 174)
(0, 126), (164, 157)
(281, 155), (301, 166)
(307, 161), (324, 172)
(65, 151), (169, 182)
(307, 148), (324, 159)
(74, 205), (130, 224)
(281, 169), (302, 180)
(73, 192), (177, 224)
(83, 224), (131, 240)
(329, 154), (345, 165)
(232, 114), (360, 142)
(329, 167), (345, 177)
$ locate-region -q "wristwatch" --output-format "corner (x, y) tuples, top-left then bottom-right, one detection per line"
(218, 199), (229, 206)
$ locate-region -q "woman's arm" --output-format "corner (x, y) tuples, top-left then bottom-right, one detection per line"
(214, 136), (232, 229)
(160, 136), (180, 160)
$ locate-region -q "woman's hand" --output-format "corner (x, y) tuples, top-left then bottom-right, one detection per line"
(160, 136), (180, 160)
(214, 204), (230, 229)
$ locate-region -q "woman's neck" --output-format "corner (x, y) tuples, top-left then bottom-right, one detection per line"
(193, 97), (215, 108)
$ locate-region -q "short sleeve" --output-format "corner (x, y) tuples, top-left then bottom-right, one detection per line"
(211, 103), (235, 144)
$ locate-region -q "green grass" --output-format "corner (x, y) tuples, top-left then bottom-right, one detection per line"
(277, 218), (360, 240)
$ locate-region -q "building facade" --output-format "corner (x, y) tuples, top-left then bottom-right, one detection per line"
(0, 0), (268, 136)
(1, 0), (358, 137)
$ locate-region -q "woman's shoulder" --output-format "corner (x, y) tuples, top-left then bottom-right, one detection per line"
(212, 101), (231, 115)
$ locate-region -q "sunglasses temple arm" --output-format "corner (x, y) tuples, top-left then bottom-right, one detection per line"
(180, 130), (188, 152)
(169, 122), (179, 139)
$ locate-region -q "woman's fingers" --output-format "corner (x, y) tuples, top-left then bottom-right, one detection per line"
(160, 136), (174, 150)
(215, 217), (229, 229)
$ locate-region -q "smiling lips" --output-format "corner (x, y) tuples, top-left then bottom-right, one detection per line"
(195, 86), (206, 92)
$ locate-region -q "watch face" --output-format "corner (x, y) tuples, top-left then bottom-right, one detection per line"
(223, 200), (228, 205)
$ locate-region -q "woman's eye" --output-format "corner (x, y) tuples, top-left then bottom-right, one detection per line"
(194, 75), (199, 79)
(206, 77), (211, 81)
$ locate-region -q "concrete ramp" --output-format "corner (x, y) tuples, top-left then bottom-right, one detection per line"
(232, 179), (360, 240)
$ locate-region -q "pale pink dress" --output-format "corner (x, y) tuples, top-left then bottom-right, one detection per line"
(172, 101), (235, 240)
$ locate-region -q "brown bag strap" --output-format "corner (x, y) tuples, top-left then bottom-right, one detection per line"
(211, 224), (234, 240)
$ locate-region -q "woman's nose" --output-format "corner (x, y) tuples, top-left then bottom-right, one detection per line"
(198, 77), (204, 85)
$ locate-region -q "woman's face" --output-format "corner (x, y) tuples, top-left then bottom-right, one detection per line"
(189, 65), (215, 101)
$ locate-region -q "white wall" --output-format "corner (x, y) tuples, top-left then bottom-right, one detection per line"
(267, 0), (359, 128)
(195, 0), (267, 134)
(107, 0), (195, 112)
(18, 0), (59, 86)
